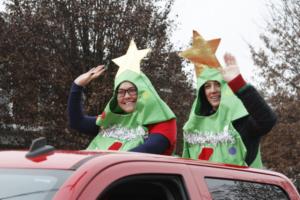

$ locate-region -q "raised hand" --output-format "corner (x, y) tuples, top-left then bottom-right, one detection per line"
(220, 53), (241, 82)
(74, 65), (106, 86)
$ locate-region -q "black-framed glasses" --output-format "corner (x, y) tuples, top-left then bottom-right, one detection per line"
(117, 87), (137, 97)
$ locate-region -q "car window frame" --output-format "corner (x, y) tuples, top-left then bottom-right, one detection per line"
(77, 161), (201, 200)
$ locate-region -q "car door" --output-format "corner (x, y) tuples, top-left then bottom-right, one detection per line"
(78, 161), (202, 200)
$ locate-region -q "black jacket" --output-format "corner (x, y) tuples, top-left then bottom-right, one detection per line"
(233, 85), (277, 165)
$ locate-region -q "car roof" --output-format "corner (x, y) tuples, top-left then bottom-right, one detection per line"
(0, 150), (286, 179)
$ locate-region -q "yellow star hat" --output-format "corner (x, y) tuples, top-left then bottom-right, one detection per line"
(179, 30), (221, 77)
(112, 39), (151, 77)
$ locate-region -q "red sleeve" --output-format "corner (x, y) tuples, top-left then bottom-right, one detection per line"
(228, 74), (247, 93)
(147, 118), (177, 155)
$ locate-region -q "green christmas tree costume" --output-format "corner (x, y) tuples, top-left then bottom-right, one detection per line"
(180, 31), (263, 168)
(183, 68), (251, 166)
(87, 40), (175, 151)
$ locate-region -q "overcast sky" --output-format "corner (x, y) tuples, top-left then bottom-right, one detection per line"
(170, 0), (274, 82)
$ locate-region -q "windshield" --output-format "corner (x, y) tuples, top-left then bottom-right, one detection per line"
(0, 169), (72, 200)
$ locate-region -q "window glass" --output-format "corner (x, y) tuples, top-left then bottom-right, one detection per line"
(205, 177), (289, 200)
(0, 169), (72, 200)
(98, 174), (189, 200)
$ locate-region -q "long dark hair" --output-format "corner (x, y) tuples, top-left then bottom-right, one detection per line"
(196, 85), (215, 116)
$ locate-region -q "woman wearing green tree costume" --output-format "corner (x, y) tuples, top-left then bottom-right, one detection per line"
(68, 40), (176, 155)
(179, 31), (277, 168)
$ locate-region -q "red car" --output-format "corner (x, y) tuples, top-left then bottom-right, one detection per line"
(0, 138), (299, 200)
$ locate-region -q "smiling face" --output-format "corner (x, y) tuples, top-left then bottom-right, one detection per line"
(116, 81), (138, 113)
(204, 80), (221, 111)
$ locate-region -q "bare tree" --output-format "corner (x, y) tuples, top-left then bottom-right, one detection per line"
(249, 0), (300, 191)
(0, 0), (193, 151)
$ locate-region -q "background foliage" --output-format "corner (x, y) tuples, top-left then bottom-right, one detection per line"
(0, 0), (193, 153)
(249, 0), (300, 190)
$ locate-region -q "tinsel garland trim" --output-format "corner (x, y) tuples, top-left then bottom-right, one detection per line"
(100, 125), (147, 141)
(184, 125), (235, 145)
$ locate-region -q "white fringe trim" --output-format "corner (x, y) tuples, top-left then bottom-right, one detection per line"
(184, 125), (235, 145)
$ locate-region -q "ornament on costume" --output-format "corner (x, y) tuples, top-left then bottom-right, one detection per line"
(198, 147), (214, 160)
(178, 30), (221, 76)
(112, 39), (151, 77)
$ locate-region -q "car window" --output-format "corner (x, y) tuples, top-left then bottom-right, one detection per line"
(205, 177), (290, 200)
(0, 169), (72, 200)
(98, 174), (189, 200)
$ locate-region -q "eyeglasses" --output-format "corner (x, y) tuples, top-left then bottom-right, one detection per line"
(117, 87), (137, 97)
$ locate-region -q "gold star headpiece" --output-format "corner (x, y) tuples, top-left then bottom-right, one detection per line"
(112, 39), (151, 77)
(179, 30), (221, 77)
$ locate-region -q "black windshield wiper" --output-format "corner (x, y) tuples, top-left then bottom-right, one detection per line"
(0, 189), (58, 199)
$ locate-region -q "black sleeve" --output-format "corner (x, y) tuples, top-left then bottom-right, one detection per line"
(233, 85), (277, 137)
(67, 82), (99, 136)
(233, 85), (277, 165)
(129, 134), (170, 154)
